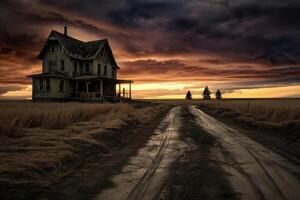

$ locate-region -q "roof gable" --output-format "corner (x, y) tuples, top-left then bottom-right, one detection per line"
(37, 30), (111, 62)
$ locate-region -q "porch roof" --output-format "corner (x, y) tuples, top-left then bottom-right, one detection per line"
(27, 73), (133, 83)
(27, 73), (70, 79)
(72, 75), (133, 83)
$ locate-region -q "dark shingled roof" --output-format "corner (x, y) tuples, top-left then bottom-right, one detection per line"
(52, 31), (106, 59)
(38, 30), (116, 63)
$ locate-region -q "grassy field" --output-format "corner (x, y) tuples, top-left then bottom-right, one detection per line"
(196, 99), (300, 126)
(1, 99), (299, 197)
(147, 98), (300, 126)
(0, 102), (169, 190)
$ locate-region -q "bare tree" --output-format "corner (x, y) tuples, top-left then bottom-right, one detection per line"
(203, 86), (211, 100)
(215, 89), (222, 100)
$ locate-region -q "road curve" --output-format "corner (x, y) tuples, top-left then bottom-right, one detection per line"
(95, 106), (186, 200)
(189, 105), (300, 200)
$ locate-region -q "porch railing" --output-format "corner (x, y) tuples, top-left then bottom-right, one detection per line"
(72, 92), (131, 99)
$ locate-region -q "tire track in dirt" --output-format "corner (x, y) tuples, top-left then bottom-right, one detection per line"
(125, 119), (173, 200)
(165, 106), (238, 200)
(190, 105), (300, 200)
(95, 106), (186, 200)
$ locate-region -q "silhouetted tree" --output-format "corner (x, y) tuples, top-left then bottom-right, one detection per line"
(203, 86), (211, 100)
(216, 89), (222, 100)
(186, 90), (192, 100)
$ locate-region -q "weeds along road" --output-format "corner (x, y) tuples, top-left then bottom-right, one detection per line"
(95, 105), (300, 200)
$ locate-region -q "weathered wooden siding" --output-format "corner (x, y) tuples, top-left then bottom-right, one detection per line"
(92, 45), (114, 78)
(42, 42), (72, 76)
(32, 77), (70, 99)
(50, 78), (71, 98)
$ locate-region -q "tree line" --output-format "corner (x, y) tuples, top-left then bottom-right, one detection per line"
(185, 86), (222, 100)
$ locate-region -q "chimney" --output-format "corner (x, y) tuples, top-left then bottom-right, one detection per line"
(64, 26), (68, 36)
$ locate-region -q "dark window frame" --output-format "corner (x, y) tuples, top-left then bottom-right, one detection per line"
(97, 64), (101, 75)
(45, 78), (50, 91)
(85, 63), (90, 74)
(104, 65), (107, 76)
(61, 59), (65, 71)
(39, 79), (44, 91)
(74, 62), (78, 73)
(59, 80), (64, 92)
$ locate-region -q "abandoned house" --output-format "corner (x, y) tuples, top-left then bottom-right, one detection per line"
(28, 26), (133, 102)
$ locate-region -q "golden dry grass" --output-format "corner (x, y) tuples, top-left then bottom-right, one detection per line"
(197, 99), (300, 124)
(146, 98), (300, 124)
(0, 102), (168, 187)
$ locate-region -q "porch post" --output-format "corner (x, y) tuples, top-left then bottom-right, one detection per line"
(100, 80), (103, 102)
(129, 82), (132, 100)
(75, 81), (78, 97)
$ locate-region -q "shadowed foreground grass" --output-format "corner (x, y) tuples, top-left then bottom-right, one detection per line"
(0, 102), (169, 191)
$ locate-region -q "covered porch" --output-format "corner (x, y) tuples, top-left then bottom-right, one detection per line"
(71, 76), (133, 102)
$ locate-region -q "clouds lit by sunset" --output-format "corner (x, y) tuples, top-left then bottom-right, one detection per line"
(0, 0), (300, 99)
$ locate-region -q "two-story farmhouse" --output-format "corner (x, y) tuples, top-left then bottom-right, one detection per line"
(28, 27), (133, 102)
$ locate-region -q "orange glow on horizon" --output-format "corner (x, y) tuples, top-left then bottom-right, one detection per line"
(1, 84), (299, 99)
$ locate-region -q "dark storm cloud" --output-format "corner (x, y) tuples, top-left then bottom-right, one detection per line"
(0, 0), (300, 96)
(2, 0), (300, 60)
(120, 59), (300, 83)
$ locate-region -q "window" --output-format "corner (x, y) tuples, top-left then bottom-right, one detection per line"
(61, 60), (65, 71)
(80, 62), (83, 74)
(85, 63), (89, 74)
(45, 78), (50, 91)
(74, 62), (78, 73)
(39, 79), (44, 91)
(104, 65), (107, 76)
(59, 80), (64, 92)
(51, 45), (54, 53)
(97, 64), (101, 75)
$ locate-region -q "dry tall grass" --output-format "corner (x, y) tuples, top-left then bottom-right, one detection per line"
(198, 99), (300, 125)
(0, 102), (168, 188)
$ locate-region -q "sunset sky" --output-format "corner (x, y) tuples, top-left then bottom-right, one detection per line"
(0, 0), (300, 99)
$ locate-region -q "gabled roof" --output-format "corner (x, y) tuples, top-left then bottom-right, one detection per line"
(37, 30), (119, 68)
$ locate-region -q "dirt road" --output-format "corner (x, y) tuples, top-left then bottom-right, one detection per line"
(189, 105), (300, 200)
(95, 106), (186, 200)
(41, 105), (300, 200)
